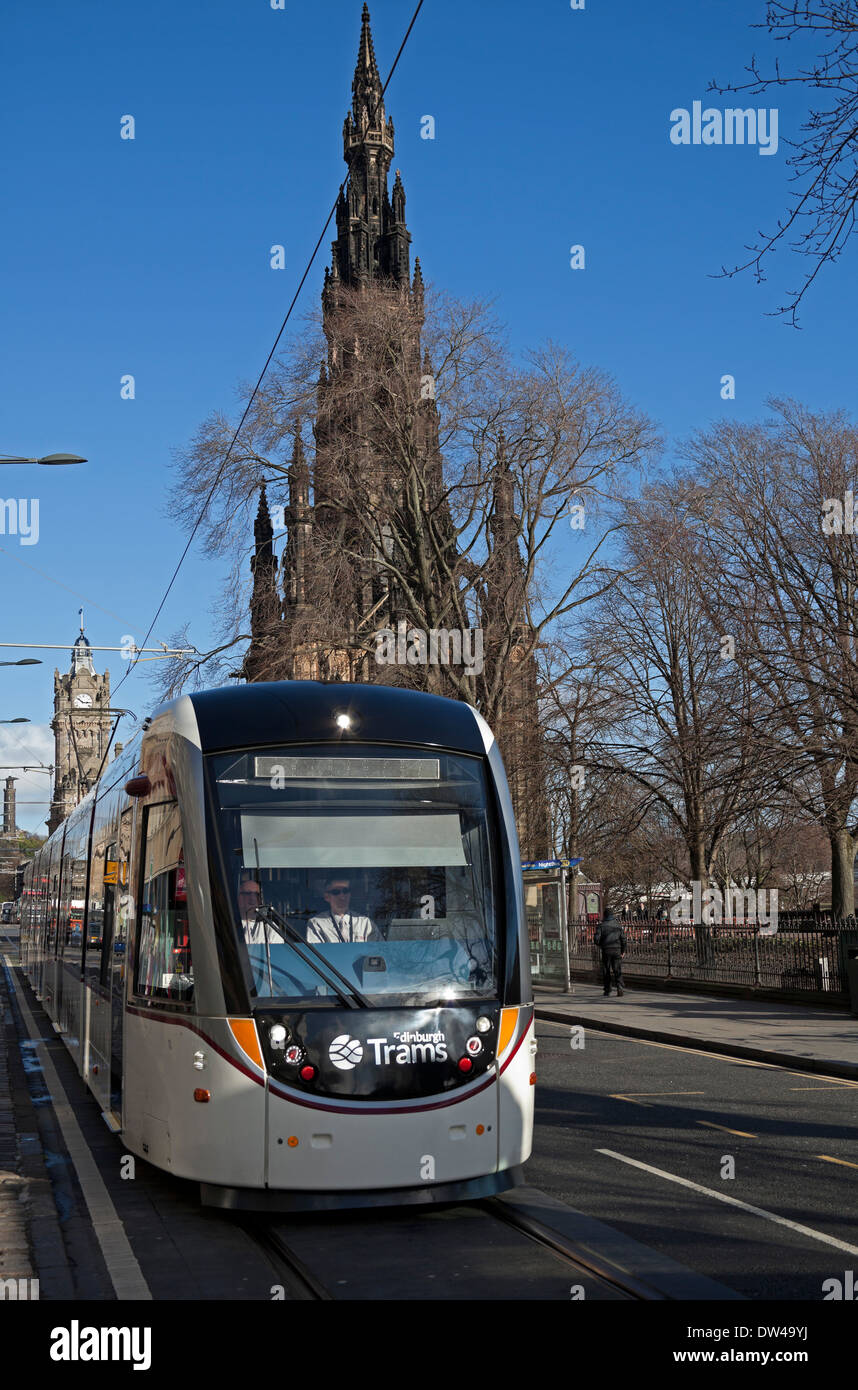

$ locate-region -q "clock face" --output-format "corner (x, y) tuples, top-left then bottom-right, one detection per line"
(74, 693), (93, 709)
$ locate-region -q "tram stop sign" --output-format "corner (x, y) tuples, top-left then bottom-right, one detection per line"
(521, 858), (582, 872)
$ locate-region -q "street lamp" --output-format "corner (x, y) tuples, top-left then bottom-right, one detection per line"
(0, 718), (30, 724)
(0, 660), (42, 667)
(0, 454), (86, 466)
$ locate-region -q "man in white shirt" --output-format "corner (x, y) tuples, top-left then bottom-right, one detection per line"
(306, 876), (379, 943)
(238, 874), (285, 944)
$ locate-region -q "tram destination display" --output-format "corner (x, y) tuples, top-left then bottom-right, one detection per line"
(253, 755), (440, 781)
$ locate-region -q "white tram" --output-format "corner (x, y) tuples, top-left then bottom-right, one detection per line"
(20, 683), (535, 1209)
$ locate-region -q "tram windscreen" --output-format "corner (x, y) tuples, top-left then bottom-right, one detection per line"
(208, 744), (499, 1005)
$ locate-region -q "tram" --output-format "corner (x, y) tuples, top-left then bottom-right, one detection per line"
(20, 682), (535, 1210)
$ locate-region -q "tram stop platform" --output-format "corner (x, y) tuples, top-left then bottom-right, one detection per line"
(535, 980), (858, 1080)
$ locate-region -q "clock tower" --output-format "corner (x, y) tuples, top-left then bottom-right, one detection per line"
(47, 615), (112, 834)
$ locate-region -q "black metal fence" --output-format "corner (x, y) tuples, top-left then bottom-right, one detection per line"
(569, 918), (857, 995)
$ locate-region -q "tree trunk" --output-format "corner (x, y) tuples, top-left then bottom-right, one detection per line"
(829, 828), (856, 920)
(688, 833), (712, 965)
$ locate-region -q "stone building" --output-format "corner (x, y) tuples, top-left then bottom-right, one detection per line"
(241, 5), (550, 856)
(47, 619), (112, 835)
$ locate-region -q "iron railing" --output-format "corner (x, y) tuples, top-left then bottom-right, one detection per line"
(568, 917), (856, 994)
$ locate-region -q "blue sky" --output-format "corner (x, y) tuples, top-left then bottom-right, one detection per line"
(1, 0), (855, 830)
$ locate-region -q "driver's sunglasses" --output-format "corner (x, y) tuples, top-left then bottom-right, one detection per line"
(328, 886), (351, 895)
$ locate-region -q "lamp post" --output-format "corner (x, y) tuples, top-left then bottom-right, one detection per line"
(0, 454), (86, 466)
(0, 660), (42, 667)
(0, 718), (30, 724)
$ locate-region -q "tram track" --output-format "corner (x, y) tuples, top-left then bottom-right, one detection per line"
(241, 1187), (660, 1301)
(244, 1218), (333, 1301)
(482, 1194), (662, 1300)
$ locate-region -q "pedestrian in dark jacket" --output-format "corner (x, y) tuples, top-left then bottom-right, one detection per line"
(595, 908), (626, 997)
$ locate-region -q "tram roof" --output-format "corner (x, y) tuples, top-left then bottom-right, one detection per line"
(184, 682), (489, 756)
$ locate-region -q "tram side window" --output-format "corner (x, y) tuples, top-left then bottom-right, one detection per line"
(135, 802), (192, 1003)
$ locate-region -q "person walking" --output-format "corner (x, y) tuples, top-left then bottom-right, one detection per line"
(595, 907), (627, 997)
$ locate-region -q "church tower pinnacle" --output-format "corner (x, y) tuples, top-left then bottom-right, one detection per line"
(333, 4), (410, 290)
(243, 487), (281, 683)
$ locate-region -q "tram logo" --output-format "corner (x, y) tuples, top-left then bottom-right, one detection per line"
(328, 1031), (451, 1069)
(368, 1031), (448, 1065)
(328, 1035), (364, 1070)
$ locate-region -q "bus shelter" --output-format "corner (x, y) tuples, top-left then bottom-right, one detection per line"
(522, 859), (581, 992)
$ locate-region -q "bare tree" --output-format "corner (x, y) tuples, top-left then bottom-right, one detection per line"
(584, 486), (762, 893)
(687, 397), (858, 915)
(713, 1), (858, 323)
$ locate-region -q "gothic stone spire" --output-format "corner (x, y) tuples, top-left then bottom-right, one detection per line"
(244, 486), (281, 682)
(334, 5), (410, 289)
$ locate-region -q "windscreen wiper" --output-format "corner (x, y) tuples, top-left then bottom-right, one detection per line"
(262, 904), (371, 1010)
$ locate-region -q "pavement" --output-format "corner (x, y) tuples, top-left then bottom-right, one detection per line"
(535, 979), (858, 1079)
(1, 937), (73, 1297)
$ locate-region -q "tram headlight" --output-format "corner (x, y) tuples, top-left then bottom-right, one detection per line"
(269, 1024), (288, 1047)
(475, 1016), (492, 1033)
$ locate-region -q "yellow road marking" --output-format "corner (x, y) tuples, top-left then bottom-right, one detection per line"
(817, 1154), (858, 1171)
(610, 1091), (704, 1108)
(697, 1120), (758, 1138)
(790, 1085), (853, 1090)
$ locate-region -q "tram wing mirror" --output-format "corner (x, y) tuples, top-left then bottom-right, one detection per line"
(124, 774), (152, 798)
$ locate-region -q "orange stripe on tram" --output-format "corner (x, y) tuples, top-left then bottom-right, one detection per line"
(498, 1007), (519, 1056)
(228, 1018), (264, 1069)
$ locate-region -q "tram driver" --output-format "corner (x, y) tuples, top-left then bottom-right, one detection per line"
(306, 875), (379, 944)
